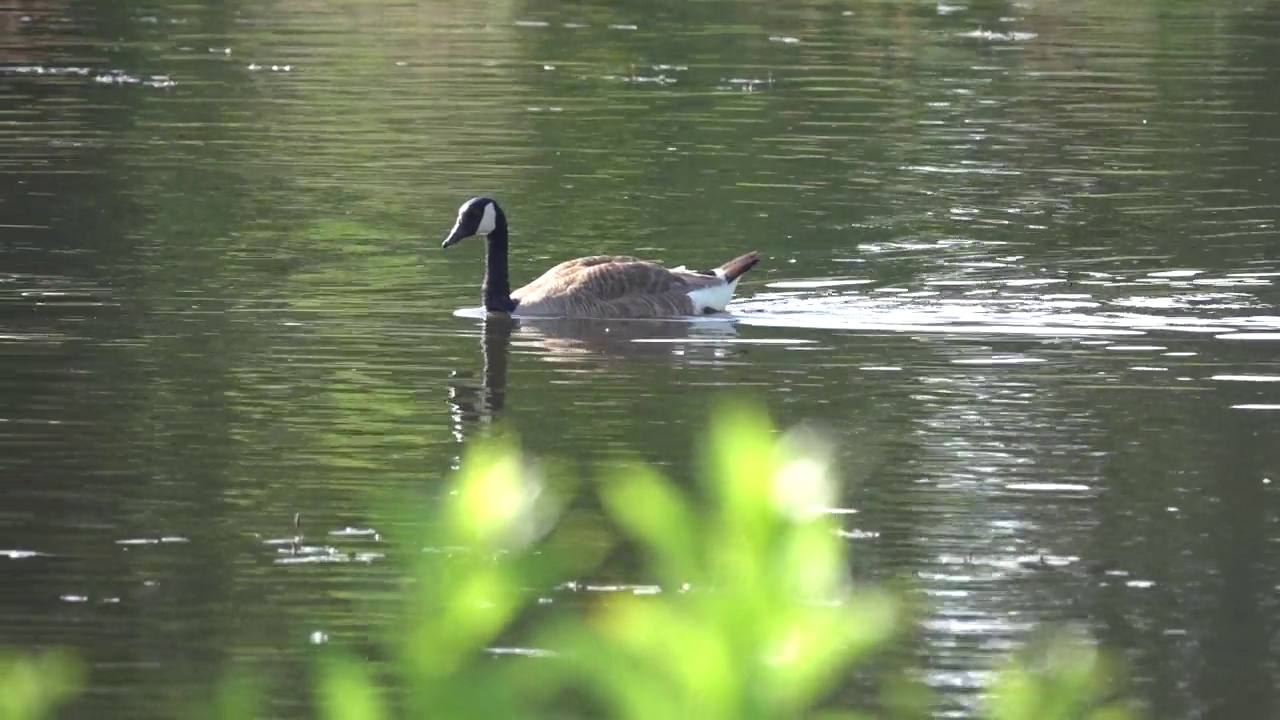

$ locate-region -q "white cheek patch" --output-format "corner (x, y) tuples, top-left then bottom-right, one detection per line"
(476, 202), (497, 235)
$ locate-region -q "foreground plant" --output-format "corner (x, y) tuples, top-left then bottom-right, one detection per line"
(0, 650), (81, 720)
(539, 404), (903, 719)
(309, 400), (1136, 720)
(1, 402), (1139, 720)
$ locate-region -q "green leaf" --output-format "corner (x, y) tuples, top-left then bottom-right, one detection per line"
(213, 667), (263, 720)
(448, 437), (556, 552)
(986, 629), (1137, 720)
(600, 462), (699, 583)
(0, 651), (83, 720)
(318, 653), (386, 720)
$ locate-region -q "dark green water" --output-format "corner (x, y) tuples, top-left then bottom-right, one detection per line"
(3, 0), (1280, 717)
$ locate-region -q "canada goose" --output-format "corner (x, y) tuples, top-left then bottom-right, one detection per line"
(441, 196), (760, 318)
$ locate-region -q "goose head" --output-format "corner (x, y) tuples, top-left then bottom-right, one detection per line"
(442, 196), (505, 248)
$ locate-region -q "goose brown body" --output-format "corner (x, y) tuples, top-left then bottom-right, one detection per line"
(511, 253), (759, 318)
(442, 197), (760, 319)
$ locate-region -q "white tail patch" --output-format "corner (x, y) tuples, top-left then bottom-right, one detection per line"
(686, 277), (740, 314)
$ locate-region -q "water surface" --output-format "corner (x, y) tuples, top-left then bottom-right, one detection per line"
(3, 1), (1280, 717)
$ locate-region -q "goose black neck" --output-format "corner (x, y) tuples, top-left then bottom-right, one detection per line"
(482, 225), (517, 313)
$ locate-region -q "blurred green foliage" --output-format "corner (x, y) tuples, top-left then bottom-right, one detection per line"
(0, 651), (82, 720)
(2, 403), (1139, 719)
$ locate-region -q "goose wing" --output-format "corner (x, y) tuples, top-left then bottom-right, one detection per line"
(513, 256), (723, 305)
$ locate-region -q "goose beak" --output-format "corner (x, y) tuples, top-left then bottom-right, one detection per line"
(442, 224), (470, 249)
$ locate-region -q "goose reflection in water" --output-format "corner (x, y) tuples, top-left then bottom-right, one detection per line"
(446, 315), (741, 443)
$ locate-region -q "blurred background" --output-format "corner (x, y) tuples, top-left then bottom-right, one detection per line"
(2, 0), (1279, 717)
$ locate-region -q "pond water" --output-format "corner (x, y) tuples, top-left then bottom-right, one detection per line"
(3, 0), (1280, 717)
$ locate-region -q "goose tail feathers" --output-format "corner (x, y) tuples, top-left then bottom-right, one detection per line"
(717, 251), (760, 283)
